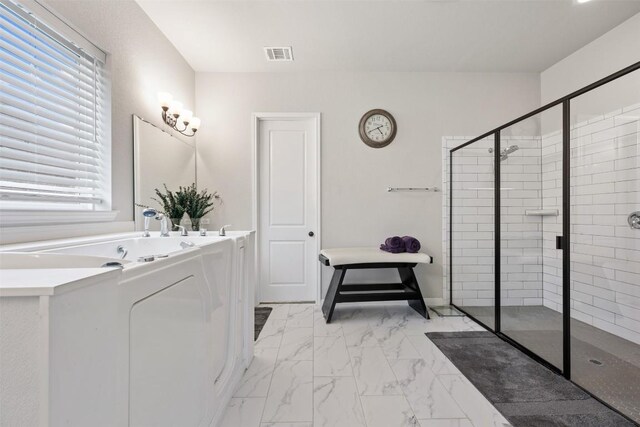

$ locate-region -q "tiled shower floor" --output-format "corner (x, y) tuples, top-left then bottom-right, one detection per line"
(220, 302), (510, 427)
(461, 305), (640, 424)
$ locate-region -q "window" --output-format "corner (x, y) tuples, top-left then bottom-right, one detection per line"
(0, 0), (111, 218)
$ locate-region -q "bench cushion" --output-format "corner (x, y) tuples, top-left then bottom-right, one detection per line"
(320, 247), (433, 266)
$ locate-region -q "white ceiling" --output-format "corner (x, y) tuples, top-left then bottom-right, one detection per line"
(136, 0), (640, 73)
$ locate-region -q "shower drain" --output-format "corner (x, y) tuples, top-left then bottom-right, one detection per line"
(589, 358), (603, 366)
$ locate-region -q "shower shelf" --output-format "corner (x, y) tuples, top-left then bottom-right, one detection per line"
(525, 209), (559, 217)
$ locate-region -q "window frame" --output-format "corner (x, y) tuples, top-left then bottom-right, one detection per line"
(0, 0), (114, 227)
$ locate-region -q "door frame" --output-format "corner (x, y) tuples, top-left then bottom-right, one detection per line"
(251, 112), (322, 304)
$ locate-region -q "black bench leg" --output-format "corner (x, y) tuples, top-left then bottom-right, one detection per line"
(322, 268), (346, 323)
(398, 267), (429, 319)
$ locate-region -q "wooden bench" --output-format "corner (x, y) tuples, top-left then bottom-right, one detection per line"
(319, 248), (433, 323)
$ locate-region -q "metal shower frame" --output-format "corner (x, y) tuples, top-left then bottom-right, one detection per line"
(448, 61), (640, 424)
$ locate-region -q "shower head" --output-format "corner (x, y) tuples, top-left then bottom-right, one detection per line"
(488, 145), (519, 161)
(503, 145), (519, 157)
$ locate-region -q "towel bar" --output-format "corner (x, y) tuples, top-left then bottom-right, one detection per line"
(387, 187), (439, 192)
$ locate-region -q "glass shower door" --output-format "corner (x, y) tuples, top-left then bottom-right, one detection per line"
(450, 135), (496, 330)
(569, 71), (640, 424)
(499, 105), (565, 371)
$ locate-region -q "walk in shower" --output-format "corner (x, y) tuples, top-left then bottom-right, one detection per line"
(448, 62), (640, 424)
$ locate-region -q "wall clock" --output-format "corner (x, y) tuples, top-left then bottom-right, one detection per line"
(358, 109), (397, 148)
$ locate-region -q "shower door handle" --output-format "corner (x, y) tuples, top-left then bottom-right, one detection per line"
(556, 236), (564, 250)
(629, 211), (640, 230)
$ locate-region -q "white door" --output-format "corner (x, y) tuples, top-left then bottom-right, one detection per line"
(258, 116), (319, 302)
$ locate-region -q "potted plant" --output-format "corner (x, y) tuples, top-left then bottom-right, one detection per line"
(151, 184), (187, 230)
(180, 183), (221, 231)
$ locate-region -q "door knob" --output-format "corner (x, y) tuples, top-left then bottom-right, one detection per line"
(629, 211), (640, 230)
(308, 231), (315, 237)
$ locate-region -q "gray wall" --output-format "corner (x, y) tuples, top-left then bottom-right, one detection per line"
(541, 13), (640, 113)
(195, 72), (541, 299)
(48, 0), (196, 223)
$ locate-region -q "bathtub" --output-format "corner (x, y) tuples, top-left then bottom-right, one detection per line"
(38, 234), (227, 263)
(0, 231), (255, 427)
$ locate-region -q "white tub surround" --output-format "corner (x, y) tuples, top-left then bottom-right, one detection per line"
(0, 231), (256, 427)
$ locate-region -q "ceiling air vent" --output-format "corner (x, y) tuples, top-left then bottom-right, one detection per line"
(264, 46), (293, 62)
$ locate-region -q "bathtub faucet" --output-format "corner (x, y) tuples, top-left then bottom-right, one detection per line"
(157, 214), (170, 237)
(219, 224), (232, 236)
(141, 208), (170, 237)
(142, 208), (157, 237)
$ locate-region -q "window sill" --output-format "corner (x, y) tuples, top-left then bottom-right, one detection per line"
(0, 210), (119, 227)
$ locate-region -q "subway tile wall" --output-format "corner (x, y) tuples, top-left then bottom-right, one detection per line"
(442, 102), (639, 346)
(541, 103), (640, 345)
(443, 135), (545, 309)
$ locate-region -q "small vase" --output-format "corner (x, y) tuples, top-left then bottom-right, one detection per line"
(170, 218), (182, 231)
(190, 217), (201, 231)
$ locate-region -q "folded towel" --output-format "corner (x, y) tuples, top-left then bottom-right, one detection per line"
(380, 243), (406, 253)
(384, 236), (404, 250)
(402, 236), (421, 253)
(380, 236), (406, 253)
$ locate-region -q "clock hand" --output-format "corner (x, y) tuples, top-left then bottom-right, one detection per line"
(368, 126), (383, 134)
(377, 127), (384, 135)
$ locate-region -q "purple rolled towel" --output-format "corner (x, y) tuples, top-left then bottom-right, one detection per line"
(380, 236), (406, 253)
(402, 236), (421, 253)
(384, 236), (404, 250)
(380, 243), (406, 254)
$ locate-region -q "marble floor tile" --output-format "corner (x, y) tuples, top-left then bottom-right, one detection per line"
(438, 374), (510, 427)
(261, 423), (312, 427)
(286, 304), (314, 328)
(360, 395), (419, 427)
(314, 335), (352, 376)
(373, 326), (421, 359)
(277, 327), (313, 361)
(313, 311), (343, 337)
(264, 304), (291, 320)
(220, 397), (266, 427)
(330, 303), (385, 324)
(220, 303), (512, 427)
(342, 323), (379, 347)
(348, 345), (402, 396)
(262, 360), (313, 423)
(235, 347), (279, 397)
(390, 359), (466, 419)
(418, 419), (474, 427)
(313, 376), (366, 427)
(256, 319), (287, 348)
(405, 335), (461, 375)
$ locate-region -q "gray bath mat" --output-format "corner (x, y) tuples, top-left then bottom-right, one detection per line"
(427, 331), (637, 427)
(254, 307), (273, 341)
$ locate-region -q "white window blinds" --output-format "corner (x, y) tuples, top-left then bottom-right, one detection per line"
(0, 0), (110, 211)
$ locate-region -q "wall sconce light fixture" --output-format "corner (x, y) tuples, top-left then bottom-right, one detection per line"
(158, 92), (201, 137)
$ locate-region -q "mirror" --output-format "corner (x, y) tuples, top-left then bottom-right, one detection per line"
(133, 115), (196, 231)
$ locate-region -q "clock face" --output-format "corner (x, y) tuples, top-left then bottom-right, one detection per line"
(364, 114), (392, 143)
(358, 109), (397, 148)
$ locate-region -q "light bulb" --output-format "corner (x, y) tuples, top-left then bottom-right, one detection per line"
(190, 117), (201, 130)
(169, 101), (183, 118)
(157, 92), (172, 109)
(181, 109), (193, 124)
